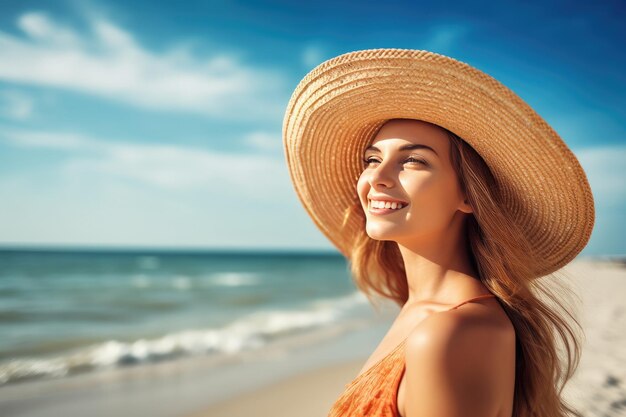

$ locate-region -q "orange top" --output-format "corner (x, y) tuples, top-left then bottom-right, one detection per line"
(327, 293), (497, 417)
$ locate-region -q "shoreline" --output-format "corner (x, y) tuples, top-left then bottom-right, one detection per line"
(0, 309), (394, 417)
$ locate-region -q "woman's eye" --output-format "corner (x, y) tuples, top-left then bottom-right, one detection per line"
(362, 156), (427, 167)
(406, 156), (428, 166)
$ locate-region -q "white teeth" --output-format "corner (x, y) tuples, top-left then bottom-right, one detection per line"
(370, 200), (404, 209)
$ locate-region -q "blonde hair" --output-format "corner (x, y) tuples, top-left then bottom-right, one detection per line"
(341, 118), (584, 417)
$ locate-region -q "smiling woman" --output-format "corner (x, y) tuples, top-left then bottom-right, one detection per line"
(282, 48), (595, 417)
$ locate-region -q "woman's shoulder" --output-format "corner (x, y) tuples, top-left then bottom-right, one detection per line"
(401, 302), (515, 415)
(405, 302), (514, 357)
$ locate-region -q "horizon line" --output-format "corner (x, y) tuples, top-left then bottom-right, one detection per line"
(0, 243), (342, 255)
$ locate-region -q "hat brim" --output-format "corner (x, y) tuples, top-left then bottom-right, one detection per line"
(282, 48), (595, 277)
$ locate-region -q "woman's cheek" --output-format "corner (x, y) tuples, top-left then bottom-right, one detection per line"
(356, 176), (369, 208)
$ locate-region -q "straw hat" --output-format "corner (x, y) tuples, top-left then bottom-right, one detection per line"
(282, 48), (595, 277)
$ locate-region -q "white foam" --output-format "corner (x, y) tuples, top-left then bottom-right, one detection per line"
(130, 274), (151, 288)
(0, 290), (368, 386)
(209, 272), (260, 287)
(172, 275), (191, 290)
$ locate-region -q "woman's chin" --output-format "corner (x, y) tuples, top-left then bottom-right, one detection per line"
(366, 227), (399, 241)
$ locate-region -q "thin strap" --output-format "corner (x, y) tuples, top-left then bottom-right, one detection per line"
(348, 293), (497, 385)
(447, 293), (496, 311)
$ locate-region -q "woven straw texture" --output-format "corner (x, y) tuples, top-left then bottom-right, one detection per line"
(282, 48), (595, 277)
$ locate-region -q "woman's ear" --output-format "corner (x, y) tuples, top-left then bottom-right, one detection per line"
(459, 198), (473, 214)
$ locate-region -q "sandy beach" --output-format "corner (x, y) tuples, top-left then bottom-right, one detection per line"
(184, 360), (364, 417)
(183, 258), (626, 417)
(1, 258), (624, 417)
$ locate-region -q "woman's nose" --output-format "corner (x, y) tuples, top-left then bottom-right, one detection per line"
(369, 162), (395, 188)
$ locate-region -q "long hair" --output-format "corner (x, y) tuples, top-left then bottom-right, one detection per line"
(340, 119), (584, 417)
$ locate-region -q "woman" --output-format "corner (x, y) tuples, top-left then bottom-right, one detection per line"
(282, 49), (595, 417)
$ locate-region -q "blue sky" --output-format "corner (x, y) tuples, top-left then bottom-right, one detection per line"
(0, 0), (624, 255)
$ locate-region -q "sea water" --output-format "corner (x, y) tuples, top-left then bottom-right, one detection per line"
(0, 248), (386, 387)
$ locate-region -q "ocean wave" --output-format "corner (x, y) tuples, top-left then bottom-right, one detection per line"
(0, 291), (369, 386)
(129, 272), (261, 289)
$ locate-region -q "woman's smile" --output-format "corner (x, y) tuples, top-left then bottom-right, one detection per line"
(368, 200), (409, 215)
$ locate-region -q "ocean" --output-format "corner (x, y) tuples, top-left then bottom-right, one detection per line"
(0, 248), (389, 388)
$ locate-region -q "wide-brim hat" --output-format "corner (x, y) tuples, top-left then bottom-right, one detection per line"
(282, 48), (595, 277)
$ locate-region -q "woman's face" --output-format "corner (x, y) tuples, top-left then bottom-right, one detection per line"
(356, 119), (472, 247)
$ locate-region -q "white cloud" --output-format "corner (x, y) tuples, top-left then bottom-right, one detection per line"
(2, 129), (94, 150)
(0, 90), (34, 120)
(17, 12), (82, 46)
(574, 144), (626, 255)
(0, 169), (328, 250)
(0, 11), (286, 120)
(0, 128), (291, 200)
(0, 127), (329, 250)
(575, 144), (626, 209)
(244, 131), (282, 152)
(62, 143), (288, 195)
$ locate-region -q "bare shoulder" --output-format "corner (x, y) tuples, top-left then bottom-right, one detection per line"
(406, 301), (515, 353)
(402, 304), (515, 417)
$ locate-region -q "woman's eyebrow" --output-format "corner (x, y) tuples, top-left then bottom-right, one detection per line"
(364, 143), (439, 157)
